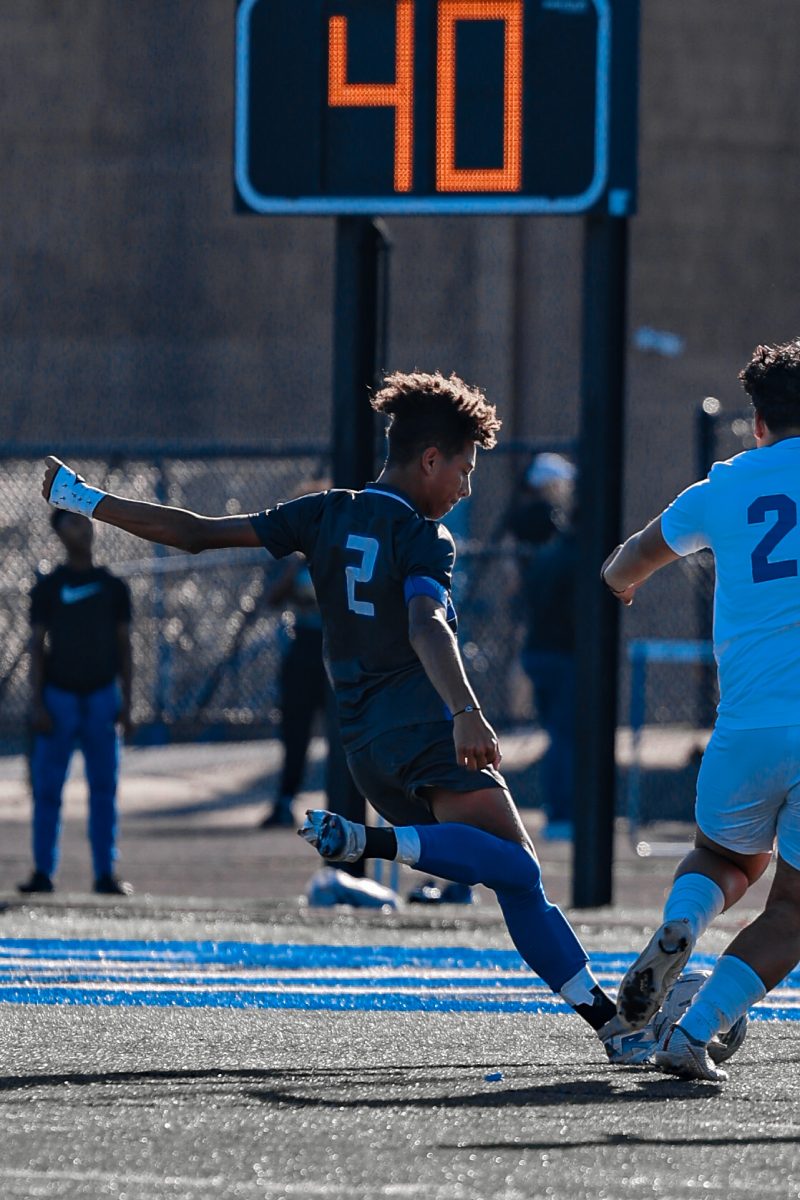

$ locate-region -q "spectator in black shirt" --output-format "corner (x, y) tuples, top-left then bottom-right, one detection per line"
(521, 524), (578, 840)
(514, 453), (578, 841)
(19, 510), (133, 895)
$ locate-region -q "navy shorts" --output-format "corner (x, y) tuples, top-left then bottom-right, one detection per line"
(346, 720), (506, 827)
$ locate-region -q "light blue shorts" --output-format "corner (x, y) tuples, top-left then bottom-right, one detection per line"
(696, 725), (800, 869)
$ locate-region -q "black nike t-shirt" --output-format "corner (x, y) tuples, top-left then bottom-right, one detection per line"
(30, 566), (132, 694)
(249, 485), (457, 751)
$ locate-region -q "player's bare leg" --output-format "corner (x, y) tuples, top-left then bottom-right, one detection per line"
(617, 830), (772, 1030)
(427, 784), (534, 852)
(656, 856), (798, 1082)
(716, 855), (800, 989)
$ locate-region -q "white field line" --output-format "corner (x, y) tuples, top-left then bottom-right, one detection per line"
(0, 1167), (488, 1199)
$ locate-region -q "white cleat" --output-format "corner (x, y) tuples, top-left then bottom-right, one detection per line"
(617, 919), (693, 1030)
(599, 1013), (659, 1066)
(708, 1013), (748, 1064)
(298, 810), (367, 863)
(655, 1024), (728, 1082)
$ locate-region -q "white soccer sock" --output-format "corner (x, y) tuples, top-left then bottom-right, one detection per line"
(663, 873), (725, 944)
(560, 965), (601, 1008)
(680, 954), (767, 1043)
(394, 827), (421, 866)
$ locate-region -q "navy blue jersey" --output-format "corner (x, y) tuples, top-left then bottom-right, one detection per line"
(30, 565), (132, 694)
(250, 484), (457, 750)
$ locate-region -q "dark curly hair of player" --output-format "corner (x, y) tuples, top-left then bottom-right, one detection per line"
(370, 370), (501, 465)
(739, 339), (800, 433)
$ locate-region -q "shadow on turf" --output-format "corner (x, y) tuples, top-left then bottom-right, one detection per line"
(437, 1133), (800, 1153)
(0, 1068), (746, 1110)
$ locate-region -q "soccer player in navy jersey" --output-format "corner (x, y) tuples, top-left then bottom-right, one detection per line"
(43, 370), (660, 1063)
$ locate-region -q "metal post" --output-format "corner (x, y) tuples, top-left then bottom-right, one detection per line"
(327, 216), (392, 878)
(151, 458), (171, 745)
(572, 214), (630, 909)
(695, 398), (719, 725)
(332, 217), (391, 490)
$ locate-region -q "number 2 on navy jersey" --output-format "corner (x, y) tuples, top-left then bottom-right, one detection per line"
(748, 494), (798, 583)
(345, 534), (378, 616)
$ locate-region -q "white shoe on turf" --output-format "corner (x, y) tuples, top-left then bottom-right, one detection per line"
(707, 1012), (748, 1064)
(654, 1024), (728, 1082)
(617, 919), (693, 1030)
(599, 1013), (659, 1065)
(298, 810), (366, 863)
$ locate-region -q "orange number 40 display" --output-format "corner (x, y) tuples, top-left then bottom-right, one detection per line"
(235, 0), (639, 215)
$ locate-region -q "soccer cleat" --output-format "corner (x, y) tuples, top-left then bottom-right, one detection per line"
(307, 867), (399, 910)
(599, 1013), (660, 1066)
(708, 1013), (748, 1064)
(17, 870), (54, 895)
(298, 810), (367, 863)
(93, 875), (134, 896)
(654, 1024), (728, 1082)
(616, 919), (693, 1030)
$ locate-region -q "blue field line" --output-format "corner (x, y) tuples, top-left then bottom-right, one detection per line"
(0, 984), (794, 1022)
(0, 938), (533, 969)
(0, 937), (762, 977)
(0, 938), (798, 1019)
(0, 986), (565, 1014)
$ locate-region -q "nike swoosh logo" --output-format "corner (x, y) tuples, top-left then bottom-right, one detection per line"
(60, 584), (103, 605)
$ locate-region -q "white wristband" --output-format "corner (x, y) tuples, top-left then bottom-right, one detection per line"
(48, 465), (106, 518)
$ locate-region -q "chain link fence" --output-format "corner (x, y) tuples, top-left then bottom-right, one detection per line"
(0, 444), (566, 753)
(619, 403), (756, 838)
(1, 417), (754, 828)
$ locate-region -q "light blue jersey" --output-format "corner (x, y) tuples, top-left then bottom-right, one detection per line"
(660, 436), (800, 730)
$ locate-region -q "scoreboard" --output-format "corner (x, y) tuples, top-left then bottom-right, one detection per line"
(235, 0), (639, 216)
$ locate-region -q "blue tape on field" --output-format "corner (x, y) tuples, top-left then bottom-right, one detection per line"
(0, 938), (798, 1018)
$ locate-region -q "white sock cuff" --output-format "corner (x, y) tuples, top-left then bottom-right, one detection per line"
(663, 873), (725, 942)
(559, 966), (599, 1008)
(395, 827), (421, 867)
(680, 953), (766, 1044)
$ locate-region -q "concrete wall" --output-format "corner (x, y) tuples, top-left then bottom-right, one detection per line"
(3, 0), (800, 508)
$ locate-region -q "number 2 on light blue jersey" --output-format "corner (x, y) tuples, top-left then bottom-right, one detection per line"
(748, 494), (799, 583)
(345, 534), (378, 616)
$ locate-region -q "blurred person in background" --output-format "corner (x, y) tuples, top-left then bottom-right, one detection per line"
(19, 510), (134, 896)
(258, 552), (326, 829)
(514, 453), (578, 841)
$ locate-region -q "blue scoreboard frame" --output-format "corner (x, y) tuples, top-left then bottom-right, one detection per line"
(235, 0), (639, 216)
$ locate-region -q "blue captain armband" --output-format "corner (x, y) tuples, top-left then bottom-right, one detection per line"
(404, 576), (449, 607)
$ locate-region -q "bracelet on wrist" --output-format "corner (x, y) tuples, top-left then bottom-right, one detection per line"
(452, 704), (480, 717)
(601, 567), (627, 597)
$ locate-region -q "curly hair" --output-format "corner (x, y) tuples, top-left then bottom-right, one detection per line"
(370, 370), (501, 464)
(739, 339), (800, 432)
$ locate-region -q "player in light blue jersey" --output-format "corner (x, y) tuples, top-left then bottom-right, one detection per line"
(603, 338), (800, 1081)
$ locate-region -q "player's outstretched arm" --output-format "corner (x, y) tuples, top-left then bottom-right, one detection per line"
(408, 594), (501, 772)
(41, 456), (261, 553)
(601, 516), (679, 605)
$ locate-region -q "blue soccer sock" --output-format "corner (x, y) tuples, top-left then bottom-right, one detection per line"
(405, 823), (590, 996)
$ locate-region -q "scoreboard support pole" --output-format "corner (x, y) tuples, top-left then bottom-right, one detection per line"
(326, 216), (392, 877)
(572, 213), (630, 909)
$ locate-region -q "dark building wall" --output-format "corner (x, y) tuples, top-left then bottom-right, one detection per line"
(2, 0), (800, 500)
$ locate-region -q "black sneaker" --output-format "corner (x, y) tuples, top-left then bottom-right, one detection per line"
(259, 803), (295, 829)
(17, 870), (54, 894)
(93, 875), (134, 896)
